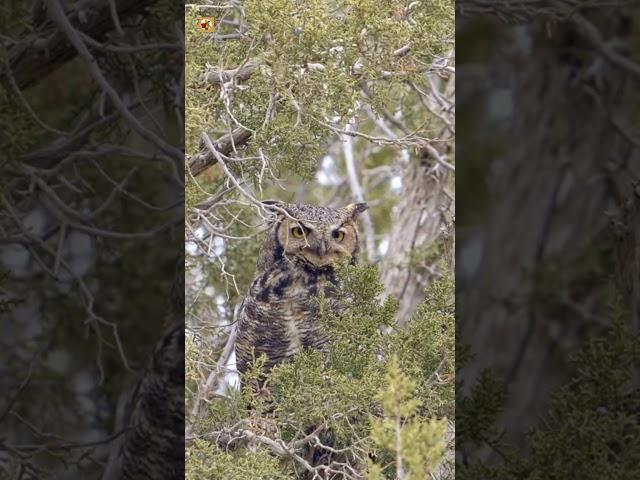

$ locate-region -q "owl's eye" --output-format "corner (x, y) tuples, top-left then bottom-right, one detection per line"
(332, 230), (345, 242)
(291, 226), (305, 238)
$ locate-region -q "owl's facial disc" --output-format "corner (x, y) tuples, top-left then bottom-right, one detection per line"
(297, 225), (352, 267)
(279, 216), (356, 267)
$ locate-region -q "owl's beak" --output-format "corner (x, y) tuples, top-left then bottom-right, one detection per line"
(318, 239), (328, 256)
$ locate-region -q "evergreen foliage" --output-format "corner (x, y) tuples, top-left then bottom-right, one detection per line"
(186, 267), (455, 479)
(185, 0), (453, 206)
(457, 300), (640, 480)
(368, 356), (447, 480)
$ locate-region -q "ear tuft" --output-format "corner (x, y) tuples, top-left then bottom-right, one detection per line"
(344, 202), (368, 218)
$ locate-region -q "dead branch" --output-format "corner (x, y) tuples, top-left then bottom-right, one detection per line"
(187, 127), (252, 176)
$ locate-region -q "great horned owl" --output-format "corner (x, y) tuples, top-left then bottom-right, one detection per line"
(235, 201), (368, 379)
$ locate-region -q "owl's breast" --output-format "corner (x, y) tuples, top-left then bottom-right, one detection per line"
(236, 264), (337, 374)
(252, 262), (336, 307)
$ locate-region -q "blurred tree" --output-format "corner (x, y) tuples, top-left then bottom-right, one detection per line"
(1, 0), (184, 477)
(456, 1), (640, 475)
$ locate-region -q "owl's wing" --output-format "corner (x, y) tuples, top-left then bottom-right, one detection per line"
(234, 295), (251, 376)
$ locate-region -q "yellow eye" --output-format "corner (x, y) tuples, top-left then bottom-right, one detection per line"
(291, 226), (305, 238)
(333, 230), (345, 242)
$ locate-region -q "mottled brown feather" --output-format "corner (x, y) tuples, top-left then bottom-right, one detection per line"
(236, 202), (367, 379)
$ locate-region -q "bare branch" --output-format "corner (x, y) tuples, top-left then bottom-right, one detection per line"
(187, 127), (252, 176)
(573, 12), (640, 82)
(187, 323), (238, 434)
(47, 0), (183, 162)
(201, 59), (262, 85)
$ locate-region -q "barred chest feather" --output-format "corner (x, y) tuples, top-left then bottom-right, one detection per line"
(236, 260), (339, 375)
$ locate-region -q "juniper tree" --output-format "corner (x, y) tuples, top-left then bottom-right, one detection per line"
(185, 1), (455, 478)
(187, 266), (455, 479)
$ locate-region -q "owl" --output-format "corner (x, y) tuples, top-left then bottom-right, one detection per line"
(235, 201), (368, 381)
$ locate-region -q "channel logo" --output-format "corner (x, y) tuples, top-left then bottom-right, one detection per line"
(198, 17), (214, 32)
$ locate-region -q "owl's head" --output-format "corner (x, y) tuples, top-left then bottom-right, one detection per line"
(265, 201), (368, 268)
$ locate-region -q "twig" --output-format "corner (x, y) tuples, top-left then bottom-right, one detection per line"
(572, 12), (640, 82)
(187, 323), (238, 434)
(47, 0), (183, 162)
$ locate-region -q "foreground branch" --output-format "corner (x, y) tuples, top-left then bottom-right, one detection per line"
(187, 127), (252, 176)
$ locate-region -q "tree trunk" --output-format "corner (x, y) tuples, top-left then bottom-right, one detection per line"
(456, 8), (640, 461)
(380, 147), (453, 324)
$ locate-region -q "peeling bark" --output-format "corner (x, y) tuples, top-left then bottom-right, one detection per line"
(380, 146), (454, 324)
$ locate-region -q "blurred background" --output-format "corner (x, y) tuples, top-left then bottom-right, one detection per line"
(456, 2), (640, 475)
(1, 1), (183, 477)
